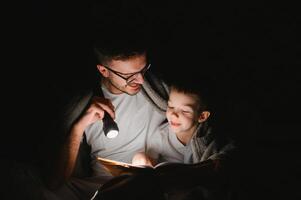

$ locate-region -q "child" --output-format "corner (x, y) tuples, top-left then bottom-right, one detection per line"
(130, 76), (236, 200)
(132, 76), (234, 167)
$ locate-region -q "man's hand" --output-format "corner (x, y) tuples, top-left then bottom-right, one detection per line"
(74, 96), (115, 133)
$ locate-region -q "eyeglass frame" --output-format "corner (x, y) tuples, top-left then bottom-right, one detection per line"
(102, 63), (151, 84)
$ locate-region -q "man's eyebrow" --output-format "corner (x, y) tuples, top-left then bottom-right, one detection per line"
(115, 66), (146, 76)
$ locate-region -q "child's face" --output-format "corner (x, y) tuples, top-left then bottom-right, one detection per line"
(166, 89), (200, 134)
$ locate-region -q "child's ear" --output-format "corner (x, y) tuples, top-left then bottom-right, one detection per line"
(198, 111), (210, 123)
(97, 64), (109, 77)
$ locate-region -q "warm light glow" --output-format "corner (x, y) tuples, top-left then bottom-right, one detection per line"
(106, 130), (119, 138)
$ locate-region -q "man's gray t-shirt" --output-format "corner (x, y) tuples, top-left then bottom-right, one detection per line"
(85, 86), (166, 176)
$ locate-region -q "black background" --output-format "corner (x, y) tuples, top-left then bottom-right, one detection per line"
(1, 1), (300, 199)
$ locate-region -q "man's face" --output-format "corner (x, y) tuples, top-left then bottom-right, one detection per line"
(98, 54), (148, 95)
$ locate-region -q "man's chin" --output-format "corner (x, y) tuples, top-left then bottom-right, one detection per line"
(126, 85), (141, 95)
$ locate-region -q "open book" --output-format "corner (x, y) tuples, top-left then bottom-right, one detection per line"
(96, 157), (173, 176)
(97, 156), (220, 197)
(97, 156), (216, 177)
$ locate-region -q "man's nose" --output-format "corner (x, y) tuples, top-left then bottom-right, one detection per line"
(133, 73), (144, 84)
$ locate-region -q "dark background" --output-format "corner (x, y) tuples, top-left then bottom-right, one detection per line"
(2, 1), (300, 199)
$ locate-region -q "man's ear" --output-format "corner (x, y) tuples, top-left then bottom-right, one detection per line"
(97, 64), (109, 77)
(198, 111), (211, 123)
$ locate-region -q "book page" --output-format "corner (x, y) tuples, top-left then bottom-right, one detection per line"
(96, 157), (154, 176)
(97, 157), (134, 168)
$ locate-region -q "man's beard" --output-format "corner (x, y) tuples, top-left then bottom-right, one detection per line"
(105, 78), (141, 96)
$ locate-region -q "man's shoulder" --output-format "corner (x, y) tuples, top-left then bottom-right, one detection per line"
(142, 72), (169, 113)
(60, 87), (94, 127)
(65, 88), (94, 111)
(144, 73), (169, 96)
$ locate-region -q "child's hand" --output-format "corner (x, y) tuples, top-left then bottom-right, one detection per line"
(132, 152), (154, 167)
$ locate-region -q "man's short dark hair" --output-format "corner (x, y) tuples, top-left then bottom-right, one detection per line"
(93, 27), (150, 65)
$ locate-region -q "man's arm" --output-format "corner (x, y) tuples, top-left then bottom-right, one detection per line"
(58, 125), (86, 180)
(47, 96), (116, 188)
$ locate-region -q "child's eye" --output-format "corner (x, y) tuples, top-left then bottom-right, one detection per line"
(182, 110), (193, 115)
(167, 106), (174, 109)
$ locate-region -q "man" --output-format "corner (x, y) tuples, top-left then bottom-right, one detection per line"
(49, 36), (170, 199)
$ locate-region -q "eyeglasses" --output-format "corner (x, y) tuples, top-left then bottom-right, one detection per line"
(103, 63), (151, 84)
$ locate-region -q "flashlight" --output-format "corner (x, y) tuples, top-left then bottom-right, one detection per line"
(102, 111), (119, 138)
